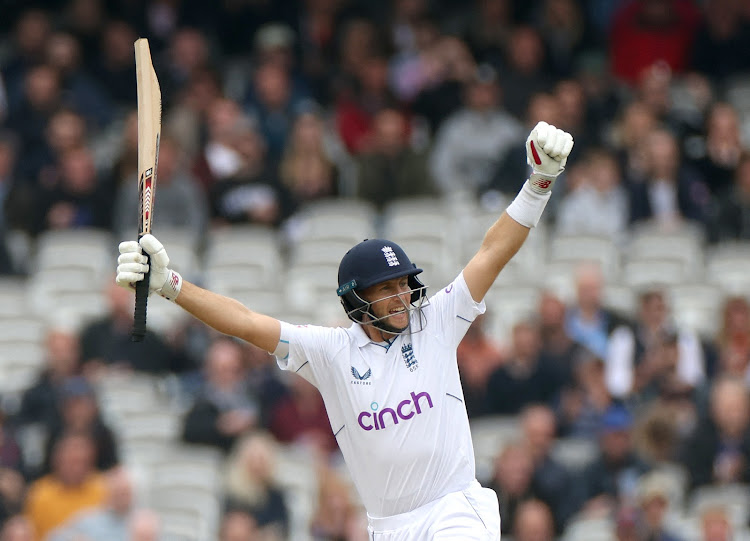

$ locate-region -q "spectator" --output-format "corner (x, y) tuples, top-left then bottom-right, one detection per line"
(208, 119), (291, 227)
(681, 376), (750, 490)
(555, 147), (629, 243)
(512, 499), (556, 541)
(223, 432), (288, 539)
(387, 16), (442, 103)
(192, 98), (247, 192)
(0, 515), (34, 541)
(692, 103), (743, 198)
(91, 20), (137, 107)
(15, 322), (81, 432)
(42, 376), (119, 475)
(279, 109), (340, 206)
(609, 0), (701, 85)
(456, 313), (505, 418)
(565, 261), (629, 362)
(245, 61), (312, 161)
(355, 107), (435, 210)
(537, 290), (587, 390)
(48, 466), (134, 541)
(219, 509), (260, 541)
(520, 405), (576, 533)
(268, 375), (337, 457)
(159, 28), (212, 110)
(610, 100), (658, 183)
(606, 288), (705, 401)
(632, 393), (690, 465)
(533, 0), (592, 77)
(182, 337), (259, 452)
(690, 0), (750, 84)
(554, 78), (595, 158)
(429, 64), (522, 198)
(557, 349), (614, 439)
(628, 128), (712, 230)
(459, 0), (513, 66)
(577, 405), (650, 516)
(486, 320), (564, 415)
(112, 135), (208, 247)
(496, 26), (554, 120)
(709, 152), (750, 243)
(79, 281), (177, 376)
(634, 470), (686, 541)
(488, 441), (536, 536)
(1, 10), (52, 110)
(309, 468), (357, 541)
(34, 146), (114, 235)
(713, 295), (750, 381)
(24, 433), (105, 540)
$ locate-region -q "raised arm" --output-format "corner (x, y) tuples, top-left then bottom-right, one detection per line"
(116, 235), (281, 353)
(463, 122), (574, 302)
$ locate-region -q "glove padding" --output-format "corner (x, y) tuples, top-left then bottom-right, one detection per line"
(525, 121), (574, 194)
(116, 234), (182, 301)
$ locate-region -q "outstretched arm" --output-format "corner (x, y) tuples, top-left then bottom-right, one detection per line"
(116, 235), (281, 353)
(463, 122), (574, 302)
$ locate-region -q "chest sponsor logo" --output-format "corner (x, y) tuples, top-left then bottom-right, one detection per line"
(357, 391), (433, 431)
(401, 343), (418, 372)
(350, 366), (372, 385)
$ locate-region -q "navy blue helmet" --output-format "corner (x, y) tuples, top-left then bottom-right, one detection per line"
(337, 239), (426, 326)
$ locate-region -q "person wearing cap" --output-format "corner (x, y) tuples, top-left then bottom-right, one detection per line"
(635, 471), (685, 541)
(115, 120), (573, 539)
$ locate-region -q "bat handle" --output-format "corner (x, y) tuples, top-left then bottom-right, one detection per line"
(131, 253), (151, 342)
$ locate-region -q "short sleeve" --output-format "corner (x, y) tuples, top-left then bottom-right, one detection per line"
(273, 321), (349, 389)
(422, 271), (486, 348)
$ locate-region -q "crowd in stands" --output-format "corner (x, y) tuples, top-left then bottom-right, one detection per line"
(1, 0), (750, 540)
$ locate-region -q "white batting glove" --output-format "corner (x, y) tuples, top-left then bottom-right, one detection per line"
(116, 234), (182, 301)
(525, 121), (574, 194)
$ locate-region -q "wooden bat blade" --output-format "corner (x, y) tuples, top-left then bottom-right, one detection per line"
(132, 38), (162, 342)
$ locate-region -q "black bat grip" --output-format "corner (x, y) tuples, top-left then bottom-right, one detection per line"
(131, 253), (151, 342)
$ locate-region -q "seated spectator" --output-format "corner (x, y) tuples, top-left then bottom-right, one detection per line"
(512, 499), (556, 541)
(690, 0), (750, 84)
(223, 432), (288, 539)
(692, 103), (743, 198)
(634, 471), (686, 541)
(713, 295), (750, 381)
(488, 442), (536, 536)
(709, 152), (750, 243)
(80, 281), (178, 376)
(429, 64), (522, 198)
(182, 337), (259, 452)
(456, 313), (505, 418)
(309, 468), (358, 541)
(565, 262), (630, 362)
(0, 515), (35, 541)
(610, 100), (658, 183)
(555, 147), (629, 243)
(627, 128), (711, 230)
(577, 405), (650, 517)
(42, 377), (119, 475)
(606, 288), (705, 401)
(33, 146), (114, 235)
(537, 290), (585, 381)
(632, 392), (691, 466)
(486, 320), (565, 415)
(557, 349), (614, 439)
(24, 433), (106, 540)
(47, 466), (134, 541)
(520, 405), (576, 532)
(15, 322), (81, 443)
(681, 376), (750, 490)
(268, 375), (337, 457)
(112, 135), (208, 247)
(279, 109), (339, 206)
(355, 107), (435, 210)
(219, 509), (260, 541)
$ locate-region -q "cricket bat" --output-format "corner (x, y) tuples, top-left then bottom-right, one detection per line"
(132, 38), (161, 342)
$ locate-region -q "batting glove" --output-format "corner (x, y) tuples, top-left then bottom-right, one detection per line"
(116, 234), (182, 301)
(525, 121), (574, 194)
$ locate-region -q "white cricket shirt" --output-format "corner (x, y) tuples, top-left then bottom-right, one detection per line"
(275, 272), (485, 518)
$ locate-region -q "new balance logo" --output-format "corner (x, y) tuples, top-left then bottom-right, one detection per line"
(382, 246), (400, 267)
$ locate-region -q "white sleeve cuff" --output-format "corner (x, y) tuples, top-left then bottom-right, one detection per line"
(505, 181), (552, 228)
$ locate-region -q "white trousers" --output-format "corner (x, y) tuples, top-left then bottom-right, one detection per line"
(367, 480), (501, 540)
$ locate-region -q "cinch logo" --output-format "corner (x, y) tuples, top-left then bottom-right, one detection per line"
(381, 246), (400, 267)
(357, 391), (433, 431)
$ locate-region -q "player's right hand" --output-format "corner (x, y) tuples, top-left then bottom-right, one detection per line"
(116, 234), (182, 301)
(525, 121), (574, 194)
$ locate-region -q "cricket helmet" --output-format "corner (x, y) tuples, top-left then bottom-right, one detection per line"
(336, 239), (427, 327)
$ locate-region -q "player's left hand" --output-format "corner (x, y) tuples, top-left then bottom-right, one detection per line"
(525, 121), (574, 194)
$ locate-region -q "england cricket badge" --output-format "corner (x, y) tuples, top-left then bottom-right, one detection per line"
(401, 343), (418, 372)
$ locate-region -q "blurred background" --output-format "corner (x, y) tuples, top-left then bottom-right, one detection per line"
(0, 0), (750, 540)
